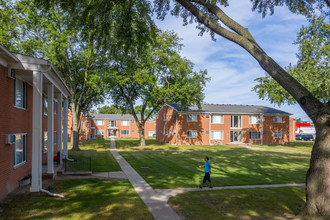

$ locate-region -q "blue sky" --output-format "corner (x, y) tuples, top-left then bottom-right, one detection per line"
(154, 1), (311, 121)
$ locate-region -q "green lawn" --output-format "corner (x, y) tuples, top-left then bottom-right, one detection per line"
(120, 148), (309, 189)
(115, 138), (233, 151)
(0, 179), (152, 220)
(68, 138), (121, 172)
(251, 140), (314, 154)
(169, 186), (306, 219)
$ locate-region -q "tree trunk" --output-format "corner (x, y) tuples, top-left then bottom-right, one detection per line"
(302, 113), (330, 219)
(71, 103), (81, 151)
(138, 124), (146, 147)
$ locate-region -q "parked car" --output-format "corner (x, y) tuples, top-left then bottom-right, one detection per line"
(296, 134), (314, 141)
(296, 134), (303, 140)
(301, 135), (315, 141)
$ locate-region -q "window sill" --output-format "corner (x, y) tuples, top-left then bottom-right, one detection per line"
(14, 161), (27, 169)
(14, 106), (27, 111)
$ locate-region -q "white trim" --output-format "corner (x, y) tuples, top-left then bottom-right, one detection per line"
(230, 115), (242, 129)
(211, 115), (224, 124)
(211, 130), (224, 140)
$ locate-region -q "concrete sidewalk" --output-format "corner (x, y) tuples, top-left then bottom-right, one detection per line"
(110, 139), (181, 220)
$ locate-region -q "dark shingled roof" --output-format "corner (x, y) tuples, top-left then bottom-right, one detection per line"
(165, 103), (291, 115)
(93, 114), (141, 120)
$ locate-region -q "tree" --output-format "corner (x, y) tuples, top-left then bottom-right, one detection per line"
(0, 0), (113, 151)
(1, 0), (156, 150)
(110, 30), (208, 146)
(153, 0), (329, 218)
(97, 105), (129, 114)
(253, 15), (329, 106)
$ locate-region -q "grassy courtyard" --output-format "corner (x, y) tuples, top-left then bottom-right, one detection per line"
(0, 178), (152, 220)
(68, 138), (121, 172)
(120, 149), (309, 189)
(169, 186), (306, 219)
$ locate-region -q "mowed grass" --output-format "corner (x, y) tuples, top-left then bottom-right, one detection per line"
(68, 138), (120, 172)
(169, 186), (306, 219)
(251, 140), (314, 154)
(0, 178), (153, 220)
(115, 137), (231, 151)
(120, 148), (309, 189)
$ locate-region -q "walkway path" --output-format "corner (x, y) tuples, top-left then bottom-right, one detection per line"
(110, 139), (181, 220)
(110, 139), (305, 220)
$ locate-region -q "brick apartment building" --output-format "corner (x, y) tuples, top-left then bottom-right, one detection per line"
(68, 112), (156, 140)
(0, 45), (71, 201)
(156, 103), (295, 145)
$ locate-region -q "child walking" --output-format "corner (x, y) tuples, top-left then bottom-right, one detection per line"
(199, 156), (213, 188)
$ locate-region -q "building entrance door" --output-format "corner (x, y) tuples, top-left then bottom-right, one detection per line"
(108, 129), (117, 137)
(230, 131), (242, 142)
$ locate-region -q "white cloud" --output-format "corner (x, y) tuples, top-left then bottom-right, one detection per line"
(153, 1), (311, 121)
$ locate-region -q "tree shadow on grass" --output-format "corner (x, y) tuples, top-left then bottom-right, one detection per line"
(1, 179), (152, 220)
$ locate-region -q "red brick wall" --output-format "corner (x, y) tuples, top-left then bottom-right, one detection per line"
(289, 117), (296, 141)
(0, 64), (32, 201)
(156, 105), (291, 145)
(67, 111), (91, 141)
(90, 118), (155, 138)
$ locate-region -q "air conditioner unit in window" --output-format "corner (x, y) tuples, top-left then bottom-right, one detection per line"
(6, 134), (15, 145)
(6, 68), (15, 79)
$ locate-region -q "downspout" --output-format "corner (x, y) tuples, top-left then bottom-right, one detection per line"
(40, 189), (65, 198)
(209, 114), (211, 145)
(176, 114), (178, 145)
(261, 114), (264, 145)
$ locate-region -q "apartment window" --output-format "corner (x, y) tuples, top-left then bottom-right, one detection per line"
(273, 131), (282, 138)
(121, 120), (129, 126)
(14, 134), (26, 166)
(54, 131), (57, 145)
(211, 131), (224, 140)
(44, 131), (48, 152)
(163, 130), (165, 135)
(249, 115), (261, 124)
(109, 120), (116, 127)
(273, 116), (282, 123)
(211, 115), (224, 124)
(166, 130), (168, 135)
(14, 78), (26, 109)
(95, 120), (104, 126)
(166, 116), (168, 121)
(96, 129), (104, 135)
(121, 130), (129, 135)
(187, 114), (197, 122)
(249, 131), (261, 140)
(187, 130), (197, 138)
(44, 97), (48, 116)
(231, 115), (242, 128)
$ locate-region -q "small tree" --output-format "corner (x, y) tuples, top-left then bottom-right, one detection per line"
(110, 30), (209, 146)
(253, 15), (329, 106)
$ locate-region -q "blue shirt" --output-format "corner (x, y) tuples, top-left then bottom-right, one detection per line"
(204, 161), (211, 173)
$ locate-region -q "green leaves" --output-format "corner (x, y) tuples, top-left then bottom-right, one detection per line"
(109, 29), (209, 123)
(253, 15), (329, 105)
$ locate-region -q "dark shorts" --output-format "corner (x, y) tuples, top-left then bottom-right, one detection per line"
(203, 172), (211, 183)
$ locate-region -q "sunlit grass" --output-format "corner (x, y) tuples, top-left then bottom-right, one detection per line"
(68, 138), (120, 172)
(251, 140), (313, 154)
(169, 187), (306, 219)
(120, 149), (309, 189)
(0, 179), (153, 220)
